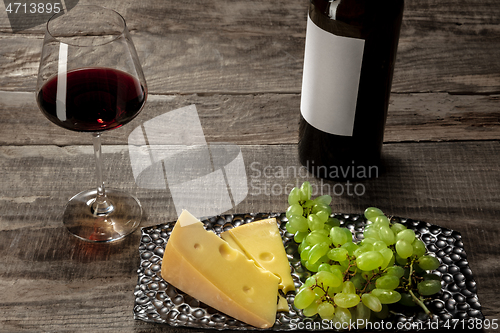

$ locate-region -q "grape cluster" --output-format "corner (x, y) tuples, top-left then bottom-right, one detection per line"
(286, 182), (441, 326)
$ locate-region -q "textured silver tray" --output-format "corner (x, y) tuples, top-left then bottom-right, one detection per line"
(133, 212), (483, 330)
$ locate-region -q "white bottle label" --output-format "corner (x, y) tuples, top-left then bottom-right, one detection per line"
(301, 16), (365, 137)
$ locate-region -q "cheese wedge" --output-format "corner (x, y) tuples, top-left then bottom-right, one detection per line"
(161, 210), (280, 329)
(220, 218), (295, 294)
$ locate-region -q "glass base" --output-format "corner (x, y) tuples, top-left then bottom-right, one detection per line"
(63, 188), (142, 242)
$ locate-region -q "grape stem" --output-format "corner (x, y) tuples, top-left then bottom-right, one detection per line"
(312, 282), (334, 304)
(409, 290), (433, 319)
(406, 259), (433, 319)
(359, 269), (383, 294)
(342, 258), (357, 281)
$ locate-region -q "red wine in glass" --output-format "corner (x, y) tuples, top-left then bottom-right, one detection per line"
(37, 67), (146, 132)
(36, 5), (148, 242)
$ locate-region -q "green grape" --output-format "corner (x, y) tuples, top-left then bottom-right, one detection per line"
(371, 289), (401, 304)
(334, 306), (352, 325)
(297, 241), (308, 253)
(354, 302), (371, 328)
(412, 239), (426, 258)
(309, 242), (330, 264)
(390, 222), (407, 235)
(373, 215), (391, 227)
(288, 187), (301, 205)
(363, 225), (381, 241)
(387, 254), (395, 268)
(418, 279), (441, 296)
(395, 239), (413, 258)
(316, 270), (342, 288)
(375, 275), (400, 290)
(350, 273), (366, 290)
(313, 194), (333, 206)
(317, 301), (335, 320)
(304, 259), (322, 272)
(415, 261), (426, 274)
(302, 300), (319, 317)
(395, 252), (408, 266)
(316, 210), (330, 223)
(330, 265), (344, 281)
(342, 280), (356, 294)
(399, 292), (417, 307)
(343, 227), (353, 242)
(373, 240), (387, 251)
(307, 213), (324, 231)
(294, 286), (316, 309)
(334, 293), (360, 308)
(385, 266), (405, 278)
(300, 181), (312, 201)
(326, 217), (341, 228)
(305, 230), (330, 246)
(364, 207), (384, 221)
(311, 201), (330, 212)
(289, 215), (309, 232)
(356, 251), (384, 271)
(327, 247), (349, 262)
(327, 283), (343, 296)
(418, 255), (440, 270)
(396, 229), (416, 244)
(353, 243), (373, 257)
(330, 226), (348, 246)
(379, 247), (394, 269)
(285, 221), (297, 234)
(294, 231), (308, 243)
(319, 253), (330, 264)
(338, 259), (349, 271)
(361, 237), (377, 246)
(302, 199), (314, 209)
(304, 276), (316, 287)
(378, 225), (395, 246)
(300, 246), (311, 261)
(361, 293), (382, 312)
(341, 241), (358, 256)
(318, 263), (332, 272)
(313, 285), (326, 298)
(286, 204), (303, 220)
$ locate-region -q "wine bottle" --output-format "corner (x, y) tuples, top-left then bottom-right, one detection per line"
(298, 0), (404, 180)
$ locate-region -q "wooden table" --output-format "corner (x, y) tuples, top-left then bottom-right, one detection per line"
(0, 0), (499, 332)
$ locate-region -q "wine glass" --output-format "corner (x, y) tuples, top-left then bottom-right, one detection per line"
(36, 6), (147, 242)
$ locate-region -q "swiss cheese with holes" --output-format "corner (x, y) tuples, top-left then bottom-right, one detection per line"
(161, 210), (280, 328)
(221, 218), (294, 294)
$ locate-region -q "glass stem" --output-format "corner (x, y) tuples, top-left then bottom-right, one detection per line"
(91, 132), (114, 215)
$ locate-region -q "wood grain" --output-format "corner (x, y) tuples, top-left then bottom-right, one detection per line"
(0, 0), (499, 94)
(1, 91), (499, 146)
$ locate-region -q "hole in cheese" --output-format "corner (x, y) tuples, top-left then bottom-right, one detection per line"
(259, 252), (274, 262)
(194, 243), (202, 250)
(242, 285), (254, 294)
(219, 243), (238, 261)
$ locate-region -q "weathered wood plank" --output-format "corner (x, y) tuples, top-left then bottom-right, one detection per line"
(0, 141), (499, 331)
(1, 142), (499, 241)
(0, 91), (498, 146)
(0, 0), (499, 94)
